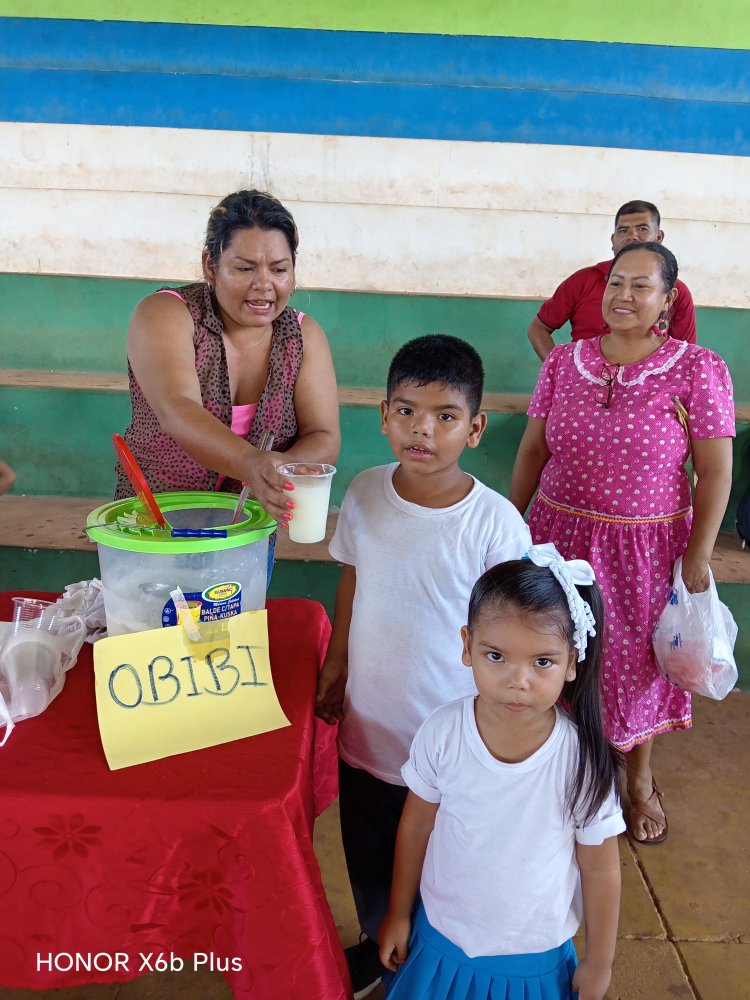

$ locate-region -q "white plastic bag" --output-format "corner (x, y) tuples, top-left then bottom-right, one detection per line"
(653, 557), (738, 700)
(56, 578), (108, 642)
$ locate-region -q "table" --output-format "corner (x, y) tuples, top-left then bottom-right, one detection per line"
(0, 592), (351, 999)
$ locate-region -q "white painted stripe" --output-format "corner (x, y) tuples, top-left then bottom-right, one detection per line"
(2, 123), (749, 307)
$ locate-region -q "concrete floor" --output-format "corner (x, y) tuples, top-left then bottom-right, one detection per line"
(1, 694), (747, 1000)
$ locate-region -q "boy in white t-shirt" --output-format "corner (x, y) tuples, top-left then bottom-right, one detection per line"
(316, 335), (531, 998)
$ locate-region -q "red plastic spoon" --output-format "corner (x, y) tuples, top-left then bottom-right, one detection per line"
(112, 433), (169, 528)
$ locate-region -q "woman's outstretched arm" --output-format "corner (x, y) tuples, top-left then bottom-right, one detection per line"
(128, 293), (257, 479)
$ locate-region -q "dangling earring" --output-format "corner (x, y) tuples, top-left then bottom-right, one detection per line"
(290, 284), (296, 298)
(652, 312), (670, 337)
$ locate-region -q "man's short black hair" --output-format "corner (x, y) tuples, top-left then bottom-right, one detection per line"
(386, 334), (484, 417)
(614, 200), (661, 228)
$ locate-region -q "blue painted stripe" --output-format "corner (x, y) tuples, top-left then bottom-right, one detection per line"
(1, 19), (748, 156)
(4, 66), (748, 157)
(2, 18), (749, 102)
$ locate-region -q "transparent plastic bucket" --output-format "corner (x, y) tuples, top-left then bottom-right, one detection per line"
(87, 492), (276, 637)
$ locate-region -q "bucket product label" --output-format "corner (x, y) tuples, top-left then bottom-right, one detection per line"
(161, 581), (242, 627)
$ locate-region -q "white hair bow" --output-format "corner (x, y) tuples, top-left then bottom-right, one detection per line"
(526, 543), (597, 661)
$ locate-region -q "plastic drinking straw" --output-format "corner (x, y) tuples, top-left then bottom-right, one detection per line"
(170, 587), (202, 641)
(230, 429), (275, 525)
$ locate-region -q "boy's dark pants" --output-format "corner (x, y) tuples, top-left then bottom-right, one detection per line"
(338, 759), (409, 942)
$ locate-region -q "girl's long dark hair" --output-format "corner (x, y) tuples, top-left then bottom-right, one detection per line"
(467, 561), (622, 824)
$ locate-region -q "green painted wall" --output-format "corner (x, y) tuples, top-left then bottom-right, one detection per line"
(717, 583), (750, 688)
(0, 549), (101, 593)
(1, 274), (748, 398)
(0, 275), (146, 373)
(2, 274), (748, 520)
(0, 385), (529, 504)
(1, 0), (748, 48)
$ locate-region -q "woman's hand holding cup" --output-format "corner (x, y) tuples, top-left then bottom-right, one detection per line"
(244, 450), (295, 524)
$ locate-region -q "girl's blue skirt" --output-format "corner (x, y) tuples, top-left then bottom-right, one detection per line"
(384, 904), (578, 1000)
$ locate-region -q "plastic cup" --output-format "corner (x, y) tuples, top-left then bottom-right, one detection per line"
(11, 597), (60, 631)
(186, 601), (203, 624)
(0, 630), (61, 719)
(1, 603), (85, 720)
(278, 464), (336, 544)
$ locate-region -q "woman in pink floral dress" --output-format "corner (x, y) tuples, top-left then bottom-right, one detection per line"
(511, 243), (734, 844)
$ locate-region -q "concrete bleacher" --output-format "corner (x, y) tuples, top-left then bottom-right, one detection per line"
(1, 490), (748, 581)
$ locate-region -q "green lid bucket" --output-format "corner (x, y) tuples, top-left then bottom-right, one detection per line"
(87, 491), (276, 553)
(87, 492), (277, 637)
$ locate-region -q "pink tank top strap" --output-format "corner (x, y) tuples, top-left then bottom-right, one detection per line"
(215, 403), (259, 489)
(155, 288), (186, 301)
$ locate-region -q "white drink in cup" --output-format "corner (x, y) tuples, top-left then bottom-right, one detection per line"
(278, 464), (336, 543)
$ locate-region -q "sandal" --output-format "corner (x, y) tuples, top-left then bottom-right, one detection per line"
(628, 780), (668, 845)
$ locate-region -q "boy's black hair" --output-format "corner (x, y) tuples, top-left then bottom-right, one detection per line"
(467, 560), (622, 825)
(609, 241), (678, 294)
(386, 335), (484, 417)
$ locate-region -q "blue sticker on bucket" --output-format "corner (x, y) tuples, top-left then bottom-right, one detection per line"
(161, 581), (242, 627)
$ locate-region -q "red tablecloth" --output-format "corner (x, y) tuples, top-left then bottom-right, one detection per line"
(0, 592), (350, 999)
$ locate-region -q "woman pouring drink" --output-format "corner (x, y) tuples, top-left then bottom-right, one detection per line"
(115, 189), (340, 527)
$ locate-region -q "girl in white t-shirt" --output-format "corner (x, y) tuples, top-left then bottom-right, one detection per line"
(379, 544), (625, 1000)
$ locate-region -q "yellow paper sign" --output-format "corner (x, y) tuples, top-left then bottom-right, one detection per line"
(93, 611), (290, 769)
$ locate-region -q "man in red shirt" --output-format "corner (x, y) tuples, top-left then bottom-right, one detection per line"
(527, 200), (697, 360)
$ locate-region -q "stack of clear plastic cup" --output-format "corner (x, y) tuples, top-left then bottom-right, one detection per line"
(0, 598), (85, 720)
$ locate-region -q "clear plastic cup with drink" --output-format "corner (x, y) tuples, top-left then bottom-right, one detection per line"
(278, 463), (336, 543)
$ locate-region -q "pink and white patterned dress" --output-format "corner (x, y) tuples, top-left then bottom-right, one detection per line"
(527, 336), (735, 750)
